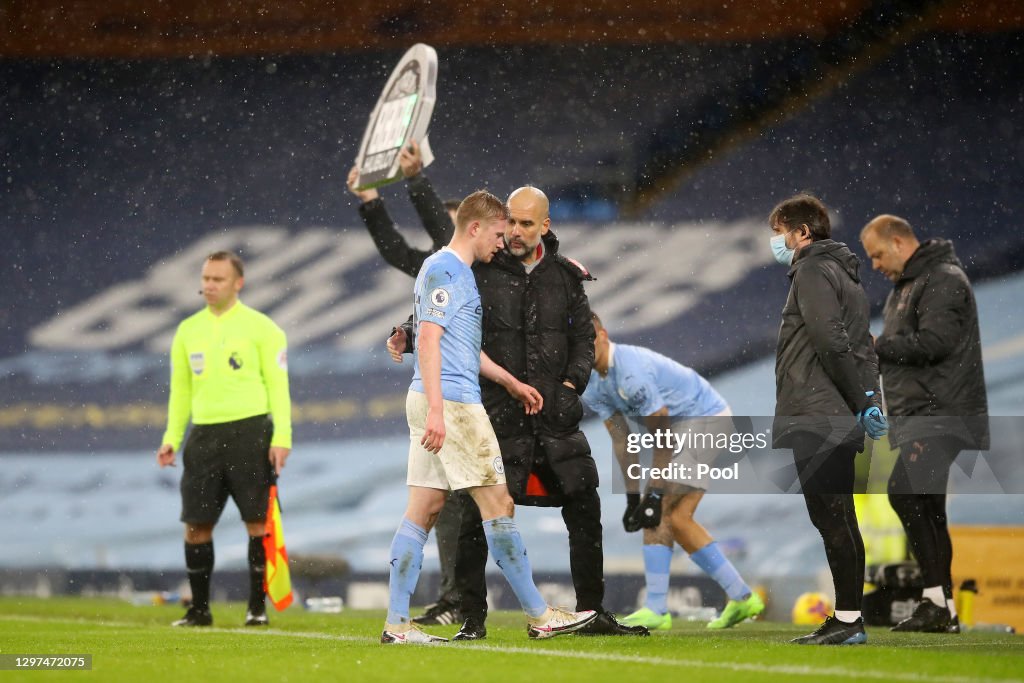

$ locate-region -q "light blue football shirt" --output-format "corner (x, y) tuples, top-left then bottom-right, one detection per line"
(410, 248), (483, 404)
(582, 343), (728, 419)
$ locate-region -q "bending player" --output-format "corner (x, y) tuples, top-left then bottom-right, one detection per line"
(582, 312), (763, 630)
(382, 190), (597, 643)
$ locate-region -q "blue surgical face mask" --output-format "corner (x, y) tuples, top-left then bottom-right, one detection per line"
(770, 232), (795, 266)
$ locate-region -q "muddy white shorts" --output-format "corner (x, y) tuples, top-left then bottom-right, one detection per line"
(406, 390), (506, 490)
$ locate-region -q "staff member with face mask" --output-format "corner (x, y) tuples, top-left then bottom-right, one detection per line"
(768, 194), (887, 646)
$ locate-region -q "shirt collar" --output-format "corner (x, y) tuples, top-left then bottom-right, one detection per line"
(441, 246), (471, 266)
(207, 299), (243, 320)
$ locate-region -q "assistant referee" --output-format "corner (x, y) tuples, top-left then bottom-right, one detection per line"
(156, 250), (292, 628)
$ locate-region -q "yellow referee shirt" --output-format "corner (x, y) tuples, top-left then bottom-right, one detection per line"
(161, 301), (292, 451)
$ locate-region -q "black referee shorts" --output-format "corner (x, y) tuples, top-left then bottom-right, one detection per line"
(180, 414), (274, 525)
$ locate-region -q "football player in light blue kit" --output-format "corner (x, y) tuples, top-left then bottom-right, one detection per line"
(382, 190), (598, 644)
(582, 312), (763, 631)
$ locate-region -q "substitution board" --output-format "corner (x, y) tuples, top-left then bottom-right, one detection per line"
(354, 43), (438, 190)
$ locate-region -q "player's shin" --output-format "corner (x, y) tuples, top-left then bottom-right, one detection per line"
(386, 519), (428, 625)
(481, 516), (547, 618)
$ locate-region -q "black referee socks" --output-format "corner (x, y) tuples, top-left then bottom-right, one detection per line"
(248, 535), (267, 614)
(185, 541), (214, 611)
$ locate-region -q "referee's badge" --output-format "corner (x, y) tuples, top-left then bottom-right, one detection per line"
(189, 352), (205, 375)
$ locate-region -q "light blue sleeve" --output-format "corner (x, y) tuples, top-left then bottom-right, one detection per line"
(582, 373), (616, 421)
(416, 260), (462, 329)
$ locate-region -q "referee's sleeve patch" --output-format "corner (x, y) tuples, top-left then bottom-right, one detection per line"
(277, 349), (288, 371)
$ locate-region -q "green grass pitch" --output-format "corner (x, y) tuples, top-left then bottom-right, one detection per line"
(1, 597), (1021, 682)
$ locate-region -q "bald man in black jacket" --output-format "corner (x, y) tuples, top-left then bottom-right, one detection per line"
(861, 215), (988, 634)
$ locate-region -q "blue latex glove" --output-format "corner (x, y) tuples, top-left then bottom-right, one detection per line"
(858, 391), (888, 440)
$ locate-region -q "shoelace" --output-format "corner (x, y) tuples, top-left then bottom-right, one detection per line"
(548, 606), (580, 624)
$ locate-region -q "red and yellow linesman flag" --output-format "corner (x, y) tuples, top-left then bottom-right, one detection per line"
(263, 484), (293, 610)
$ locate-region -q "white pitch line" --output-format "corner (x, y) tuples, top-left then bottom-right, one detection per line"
(3, 615), (1021, 683)
(2, 615), (138, 628)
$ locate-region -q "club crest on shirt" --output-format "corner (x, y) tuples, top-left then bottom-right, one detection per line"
(624, 384), (649, 413)
(429, 287), (450, 308)
(492, 456), (505, 475)
(189, 352), (205, 375)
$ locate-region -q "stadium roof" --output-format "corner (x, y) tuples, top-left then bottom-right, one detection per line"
(1, 0), (1020, 59)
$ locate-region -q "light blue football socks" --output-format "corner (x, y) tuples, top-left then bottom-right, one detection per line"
(386, 518), (428, 625)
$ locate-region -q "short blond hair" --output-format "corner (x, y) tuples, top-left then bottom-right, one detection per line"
(455, 190), (508, 231)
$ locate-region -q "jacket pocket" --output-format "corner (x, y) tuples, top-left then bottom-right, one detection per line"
(548, 382), (584, 433)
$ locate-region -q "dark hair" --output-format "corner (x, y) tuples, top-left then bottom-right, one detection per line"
(455, 190), (508, 231)
(768, 194), (831, 241)
(207, 250), (244, 277)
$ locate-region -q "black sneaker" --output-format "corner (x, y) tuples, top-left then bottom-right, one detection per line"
(575, 610), (651, 636)
(946, 616), (961, 634)
(791, 616), (867, 645)
(411, 600), (461, 626)
(451, 616), (487, 641)
(172, 606), (213, 627)
(245, 610), (269, 627)
(891, 598), (951, 633)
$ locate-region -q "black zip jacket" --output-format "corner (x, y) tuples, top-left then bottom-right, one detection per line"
(474, 231), (598, 502)
(774, 239), (881, 448)
(875, 239), (989, 449)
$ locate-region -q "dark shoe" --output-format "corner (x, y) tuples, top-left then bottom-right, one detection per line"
(791, 616), (867, 645)
(946, 616), (961, 634)
(575, 610), (651, 636)
(245, 610), (269, 627)
(172, 606), (213, 627)
(452, 616), (487, 641)
(891, 599), (951, 633)
(412, 600), (461, 626)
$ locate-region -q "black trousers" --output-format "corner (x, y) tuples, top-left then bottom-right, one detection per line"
(791, 431), (866, 613)
(888, 436), (961, 593)
(433, 490), (465, 605)
(454, 487), (605, 620)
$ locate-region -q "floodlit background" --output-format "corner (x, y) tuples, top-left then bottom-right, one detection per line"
(2, 0), (1022, 624)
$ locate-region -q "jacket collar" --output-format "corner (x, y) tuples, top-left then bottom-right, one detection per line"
(788, 239), (861, 283)
(490, 229), (562, 273)
(899, 238), (961, 282)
